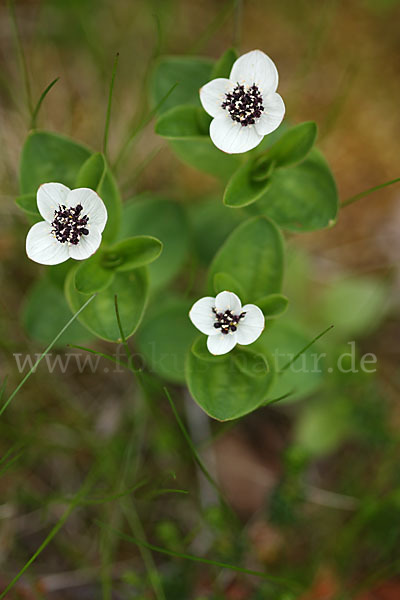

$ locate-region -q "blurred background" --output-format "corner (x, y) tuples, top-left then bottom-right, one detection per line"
(1, 0), (400, 598)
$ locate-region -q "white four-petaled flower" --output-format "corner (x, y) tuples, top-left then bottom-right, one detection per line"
(200, 49), (285, 154)
(26, 183), (108, 265)
(189, 291), (265, 355)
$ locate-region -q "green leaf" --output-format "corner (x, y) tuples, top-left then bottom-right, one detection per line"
(256, 294), (289, 318)
(253, 319), (324, 403)
(22, 277), (93, 347)
(20, 130), (91, 192)
(249, 149), (339, 232)
(74, 256), (114, 294)
(169, 138), (240, 181)
(94, 163), (121, 243)
(223, 158), (274, 208)
(135, 300), (196, 384)
(190, 336), (228, 363)
(15, 193), (40, 217)
(65, 267), (148, 342)
(103, 236), (163, 272)
(118, 194), (189, 289)
(186, 339), (275, 421)
(265, 121), (317, 169)
(150, 55), (213, 114)
(213, 272), (244, 298)
(208, 216), (284, 303)
(188, 196), (245, 265)
(211, 48), (237, 79)
(155, 105), (210, 139)
(76, 152), (106, 189)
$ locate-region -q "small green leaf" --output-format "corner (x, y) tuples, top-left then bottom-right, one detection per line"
(65, 267), (148, 342)
(223, 158), (273, 208)
(103, 236), (163, 272)
(249, 149), (339, 232)
(155, 105), (210, 139)
(169, 138), (240, 181)
(118, 195), (189, 289)
(211, 48), (237, 79)
(256, 293), (289, 318)
(150, 56), (213, 114)
(190, 336), (228, 363)
(232, 347), (270, 378)
(76, 152), (106, 189)
(74, 256), (114, 294)
(208, 216), (284, 303)
(186, 339), (275, 421)
(15, 193), (40, 217)
(266, 121), (318, 168)
(213, 272), (244, 298)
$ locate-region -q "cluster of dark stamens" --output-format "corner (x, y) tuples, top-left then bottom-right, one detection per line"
(212, 307), (246, 335)
(221, 83), (264, 126)
(51, 204), (89, 245)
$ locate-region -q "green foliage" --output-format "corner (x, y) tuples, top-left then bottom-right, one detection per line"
(155, 105), (210, 138)
(186, 337), (274, 421)
(223, 122), (318, 209)
(15, 193), (40, 217)
(208, 216), (284, 303)
(150, 55), (213, 114)
(22, 277), (93, 346)
(135, 299), (196, 383)
(210, 48), (237, 79)
(256, 293), (289, 318)
(103, 236), (163, 272)
(249, 149), (338, 231)
(65, 266), (148, 342)
(74, 255), (114, 294)
(76, 152), (106, 189)
(213, 272), (244, 298)
(118, 194), (189, 289)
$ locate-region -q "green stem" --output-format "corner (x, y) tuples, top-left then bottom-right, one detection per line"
(103, 53), (119, 159)
(31, 77), (59, 129)
(281, 324), (334, 373)
(341, 177), (400, 208)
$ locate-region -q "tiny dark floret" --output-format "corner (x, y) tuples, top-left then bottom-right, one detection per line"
(213, 306), (246, 334)
(51, 204), (89, 245)
(222, 83), (264, 127)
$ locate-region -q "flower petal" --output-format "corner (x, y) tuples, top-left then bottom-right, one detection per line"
(189, 296), (218, 335)
(37, 182), (71, 223)
(210, 117), (263, 154)
(68, 229), (102, 261)
(215, 291), (242, 314)
(230, 50), (279, 96)
(200, 78), (233, 118)
(207, 332), (237, 355)
(236, 304), (265, 345)
(26, 221), (70, 265)
(66, 188), (108, 233)
(255, 93), (285, 136)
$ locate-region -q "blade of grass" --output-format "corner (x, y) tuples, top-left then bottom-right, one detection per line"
(31, 77), (59, 129)
(280, 324), (334, 373)
(8, 0), (33, 117)
(95, 521), (301, 593)
(68, 343), (130, 372)
(103, 52), (119, 159)
(341, 177), (400, 208)
(0, 294), (96, 417)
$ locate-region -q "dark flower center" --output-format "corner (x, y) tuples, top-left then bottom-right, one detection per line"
(221, 83), (264, 127)
(212, 307), (246, 335)
(51, 204), (89, 245)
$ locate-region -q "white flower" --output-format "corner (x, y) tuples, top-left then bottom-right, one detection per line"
(189, 291), (265, 355)
(26, 183), (108, 265)
(199, 49), (285, 154)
